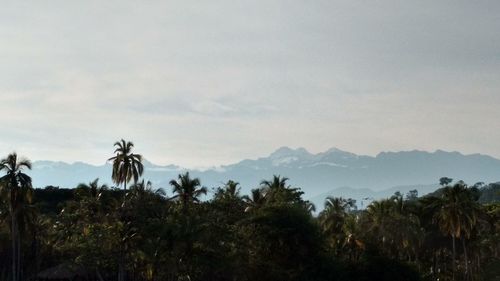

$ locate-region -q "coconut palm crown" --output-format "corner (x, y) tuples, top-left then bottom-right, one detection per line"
(108, 139), (144, 190)
(169, 172), (207, 210)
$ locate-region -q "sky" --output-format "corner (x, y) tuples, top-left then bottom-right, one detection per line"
(0, 1), (499, 168)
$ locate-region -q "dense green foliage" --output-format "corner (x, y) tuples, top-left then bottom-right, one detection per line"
(0, 145), (499, 281)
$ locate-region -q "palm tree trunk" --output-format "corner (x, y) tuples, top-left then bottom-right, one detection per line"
(17, 234), (21, 281)
(118, 244), (126, 281)
(452, 235), (456, 281)
(461, 237), (469, 281)
(118, 261), (125, 281)
(432, 252), (437, 279)
(11, 211), (16, 281)
(477, 254), (481, 277)
(96, 269), (105, 281)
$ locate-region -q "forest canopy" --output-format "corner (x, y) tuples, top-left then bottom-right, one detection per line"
(0, 141), (499, 281)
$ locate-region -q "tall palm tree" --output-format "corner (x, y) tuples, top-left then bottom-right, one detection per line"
(108, 140), (143, 281)
(168, 173), (206, 279)
(319, 197), (355, 253)
(0, 153), (33, 281)
(365, 199), (396, 252)
(321, 197), (354, 226)
(169, 172), (207, 211)
(434, 183), (480, 281)
(108, 139), (144, 191)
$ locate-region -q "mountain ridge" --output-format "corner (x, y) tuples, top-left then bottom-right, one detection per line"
(28, 147), (500, 201)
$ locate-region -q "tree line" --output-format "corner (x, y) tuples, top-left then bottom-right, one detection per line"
(0, 139), (499, 281)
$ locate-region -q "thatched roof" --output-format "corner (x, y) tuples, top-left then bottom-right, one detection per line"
(36, 263), (88, 280)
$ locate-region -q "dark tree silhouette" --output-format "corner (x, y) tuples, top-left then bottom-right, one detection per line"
(0, 153), (33, 281)
(108, 139), (144, 191)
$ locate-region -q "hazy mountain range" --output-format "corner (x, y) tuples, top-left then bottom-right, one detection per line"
(29, 147), (500, 207)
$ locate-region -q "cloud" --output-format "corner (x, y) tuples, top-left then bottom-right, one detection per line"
(0, 1), (499, 167)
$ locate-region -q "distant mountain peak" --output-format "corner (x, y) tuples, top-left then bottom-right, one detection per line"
(325, 147), (344, 153)
(141, 158), (156, 168)
(318, 147), (358, 162)
(271, 146), (294, 153)
(269, 146), (311, 158)
(295, 147), (310, 154)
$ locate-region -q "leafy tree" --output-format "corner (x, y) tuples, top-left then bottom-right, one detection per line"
(440, 177), (453, 187)
(406, 189), (419, 201)
(2, 149), (498, 281)
(240, 204), (327, 281)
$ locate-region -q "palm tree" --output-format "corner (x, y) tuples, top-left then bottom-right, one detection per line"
(260, 175), (289, 190)
(108, 139), (144, 191)
(440, 177), (453, 187)
(319, 197), (355, 254)
(0, 153), (33, 281)
(365, 199), (396, 252)
(126, 179), (166, 207)
(260, 175), (306, 206)
(169, 172), (207, 211)
(214, 180), (241, 201)
(108, 140), (143, 281)
(242, 188), (267, 212)
(223, 180), (240, 198)
(304, 201), (316, 213)
(75, 178), (113, 219)
(168, 172), (206, 279)
(321, 197), (354, 223)
(343, 214), (365, 262)
(75, 178), (109, 200)
(434, 183), (481, 281)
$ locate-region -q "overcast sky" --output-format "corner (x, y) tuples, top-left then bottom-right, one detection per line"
(0, 1), (499, 168)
